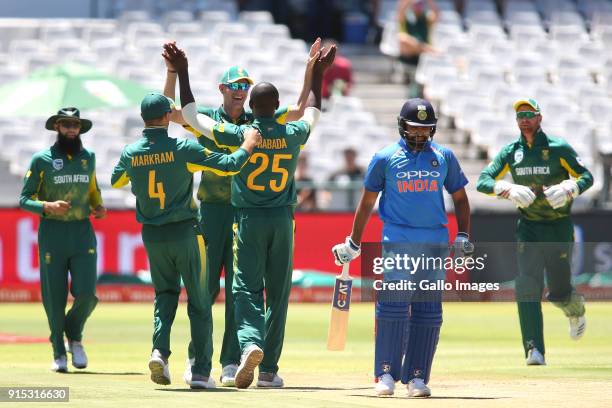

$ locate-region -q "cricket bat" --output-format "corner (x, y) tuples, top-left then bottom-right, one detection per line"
(327, 263), (353, 351)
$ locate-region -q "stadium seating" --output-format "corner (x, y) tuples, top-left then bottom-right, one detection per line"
(394, 0), (612, 171)
(377, 0), (611, 206)
(0, 8), (386, 208)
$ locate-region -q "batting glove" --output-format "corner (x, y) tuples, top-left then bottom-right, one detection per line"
(332, 236), (361, 266)
(544, 179), (579, 209)
(453, 232), (474, 257)
(494, 180), (536, 208)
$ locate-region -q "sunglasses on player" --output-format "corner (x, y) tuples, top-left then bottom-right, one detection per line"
(516, 111), (540, 120)
(224, 82), (250, 91)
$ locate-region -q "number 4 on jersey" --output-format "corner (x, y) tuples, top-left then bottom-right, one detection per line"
(148, 170), (166, 209)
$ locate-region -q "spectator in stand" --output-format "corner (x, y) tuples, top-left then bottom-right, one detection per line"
(329, 147), (364, 209)
(296, 153), (318, 212)
(329, 148), (364, 182)
(321, 39), (354, 100)
(397, 0), (439, 95)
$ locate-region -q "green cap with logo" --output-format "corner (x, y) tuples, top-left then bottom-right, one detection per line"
(141, 93), (175, 120)
(513, 98), (540, 112)
(219, 65), (254, 85)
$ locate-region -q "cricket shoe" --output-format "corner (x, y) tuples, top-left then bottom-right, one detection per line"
(66, 340), (87, 369)
(374, 373), (395, 396)
(526, 348), (546, 366)
(569, 316), (586, 340)
(188, 374), (216, 389)
(220, 364), (238, 387)
(234, 345), (264, 389)
(257, 372), (284, 388)
(51, 355), (68, 373)
(183, 358), (195, 384)
(149, 349), (171, 385)
(407, 378), (431, 398)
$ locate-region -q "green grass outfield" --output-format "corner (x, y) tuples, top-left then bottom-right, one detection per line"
(1, 302), (612, 407)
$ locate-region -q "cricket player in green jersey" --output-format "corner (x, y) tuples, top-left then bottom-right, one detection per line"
(110, 93), (260, 389)
(477, 98), (593, 366)
(161, 38), (321, 386)
(20, 107), (106, 373)
(163, 41), (335, 389)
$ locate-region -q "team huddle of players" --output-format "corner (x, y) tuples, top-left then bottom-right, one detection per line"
(20, 36), (592, 397)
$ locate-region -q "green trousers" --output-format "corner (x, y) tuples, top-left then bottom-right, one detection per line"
(515, 217), (575, 356)
(188, 202), (241, 367)
(142, 219), (213, 376)
(38, 218), (98, 359)
(232, 206), (294, 374)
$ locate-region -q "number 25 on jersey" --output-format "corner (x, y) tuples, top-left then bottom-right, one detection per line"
(247, 153), (292, 192)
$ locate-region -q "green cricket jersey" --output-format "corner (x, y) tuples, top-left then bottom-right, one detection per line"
(477, 130), (593, 221)
(183, 105), (294, 204)
(20, 144), (103, 221)
(210, 116), (310, 208)
(111, 127), (250, 225)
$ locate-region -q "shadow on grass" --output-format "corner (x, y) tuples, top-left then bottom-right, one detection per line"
(349, 394), (508, 400)
(71, 371), (144, 376)
(157, 388), (238, 393)
(279, 386), (372, 391)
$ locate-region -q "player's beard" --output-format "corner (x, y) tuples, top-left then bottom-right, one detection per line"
(405, 136), (430, 152)
(56, 132), (83, 156)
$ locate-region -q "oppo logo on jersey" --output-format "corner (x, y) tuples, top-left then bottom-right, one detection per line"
(396, 170), (441, 179)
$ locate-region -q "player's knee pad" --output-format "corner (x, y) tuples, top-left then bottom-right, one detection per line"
(376, 301), (410, 320)
(548, 291), (585, 317)
(410, 301), (442, 328)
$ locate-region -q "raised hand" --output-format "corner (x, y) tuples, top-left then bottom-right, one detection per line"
(314, 44), (337, 75)
(307, 37), (322, 70)
(163, 41), (177, 72)
(162, 42), (188, 72)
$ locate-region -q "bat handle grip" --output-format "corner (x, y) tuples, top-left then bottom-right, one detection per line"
(341, 262), (350, 279)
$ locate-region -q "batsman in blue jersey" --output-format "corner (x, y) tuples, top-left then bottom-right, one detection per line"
(332, 98), (472, 398)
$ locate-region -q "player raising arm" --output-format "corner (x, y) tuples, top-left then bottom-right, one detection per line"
(164, 41), (334, 389)
(110, 92), (260, 389)
(160, 39), (320, 387)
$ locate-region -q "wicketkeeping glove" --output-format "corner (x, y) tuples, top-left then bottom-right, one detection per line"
(452, 232), (474, 257)
(494, 180), (536, 208)
(332, 236), (361, 266)
(544, 179), (579, 209)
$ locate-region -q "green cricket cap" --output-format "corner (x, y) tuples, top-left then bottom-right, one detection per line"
(141, 93), (175, 120)
(513, 98), (541, 112)
(219, 65), (254, 85)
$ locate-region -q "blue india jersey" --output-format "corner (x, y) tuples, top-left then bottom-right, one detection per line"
(364, 139), (468, 229)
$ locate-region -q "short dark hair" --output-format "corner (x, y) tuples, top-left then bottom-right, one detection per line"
(249, 82), (279, 114)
